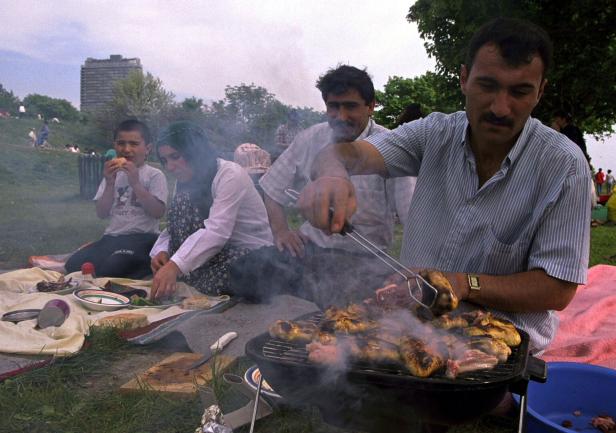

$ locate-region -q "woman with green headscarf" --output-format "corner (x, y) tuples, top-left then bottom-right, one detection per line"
(149, 121), (273, 299)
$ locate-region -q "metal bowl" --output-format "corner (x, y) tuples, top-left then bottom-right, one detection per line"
(514, 362), (616, 432)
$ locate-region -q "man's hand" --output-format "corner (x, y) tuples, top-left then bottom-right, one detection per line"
(151, 251), (170, 273)
(297, 177), (357, 234)
(151, 260), (180, 300)
(274, 228), (309, 257)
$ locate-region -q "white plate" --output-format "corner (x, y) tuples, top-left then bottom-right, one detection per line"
(244, 365), (282, 399)
(73, 289), (130, 311)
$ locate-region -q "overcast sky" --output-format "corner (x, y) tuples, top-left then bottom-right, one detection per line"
(0, 0), (435, 110)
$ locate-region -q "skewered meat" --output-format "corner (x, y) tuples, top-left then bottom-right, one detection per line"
(269, 320), (318, 343)
(446, 349), (499, 379)
(420, 270), (459, 315)
(398, 336), (445, 378)
(321, 317), (378, 334)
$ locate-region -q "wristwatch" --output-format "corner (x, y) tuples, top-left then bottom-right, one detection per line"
(467, 274), (481, 299)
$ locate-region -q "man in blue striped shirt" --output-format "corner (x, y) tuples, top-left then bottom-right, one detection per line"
(298, 18), (591, 354)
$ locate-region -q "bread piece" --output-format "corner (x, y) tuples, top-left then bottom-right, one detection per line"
(95, 312), (148, 330)
(181, 296), (212, 310)
(114, 157), (127, 167)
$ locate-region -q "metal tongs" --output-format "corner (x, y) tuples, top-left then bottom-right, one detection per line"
(284, 188), (439, 310)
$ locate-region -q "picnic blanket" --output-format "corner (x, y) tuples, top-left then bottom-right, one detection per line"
(542, 264), (616, 368)
(0, 267), (204, 356)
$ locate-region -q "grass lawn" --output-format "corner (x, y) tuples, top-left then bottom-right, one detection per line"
(1, 117), (615, 433)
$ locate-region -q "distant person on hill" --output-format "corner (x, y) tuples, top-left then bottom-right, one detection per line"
(395, 102), (424, 126)
(36, 121), (49, 147)
(595, 168), (606, 195)
(606, 169), (615, 193)
(65, 119), (168, 279)
(551, 109), (589, 161)
(28, 128), (37, 147)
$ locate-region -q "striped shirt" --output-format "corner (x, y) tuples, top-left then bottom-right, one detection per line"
(260, 119), (415, 252)
(368, 111), (591, 352)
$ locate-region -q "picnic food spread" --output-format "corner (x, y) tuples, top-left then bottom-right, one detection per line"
(269, 302), (521, 379)
(95, 312), (148, 330)
(36, 276), (74, 292)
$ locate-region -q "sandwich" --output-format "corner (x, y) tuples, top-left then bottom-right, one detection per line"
(94, 312), (148, 330)
(113, 157), (128, 167)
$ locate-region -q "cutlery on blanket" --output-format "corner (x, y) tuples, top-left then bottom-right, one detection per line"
(187, 331), (238, 370)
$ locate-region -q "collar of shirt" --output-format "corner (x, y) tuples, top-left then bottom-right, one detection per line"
(328, 118), (377, 143)
(461, 116), (536, 177)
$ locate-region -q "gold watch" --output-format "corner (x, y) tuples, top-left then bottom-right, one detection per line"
(467, 274), (480, 298)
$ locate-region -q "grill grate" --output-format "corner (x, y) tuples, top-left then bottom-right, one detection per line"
(261, 312), (526, 384)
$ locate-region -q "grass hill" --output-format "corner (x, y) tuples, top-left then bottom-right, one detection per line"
(0, 117), (107, 267)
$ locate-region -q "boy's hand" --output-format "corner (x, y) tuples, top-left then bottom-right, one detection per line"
(151, 260), (180, 300)
(151, 251), (170, 273)
(103, 159), (122, 184)
(121, 160), (140, 187)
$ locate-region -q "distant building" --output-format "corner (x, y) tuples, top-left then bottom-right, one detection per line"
(80, 55), (142, 112)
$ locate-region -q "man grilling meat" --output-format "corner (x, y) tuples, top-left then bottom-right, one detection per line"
(229, 65), (415, 307)
(297, 18), (590, 356)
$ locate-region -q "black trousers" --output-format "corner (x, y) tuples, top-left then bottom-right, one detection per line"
(228, 244), (391, 309)
(65, 233), (158, 279)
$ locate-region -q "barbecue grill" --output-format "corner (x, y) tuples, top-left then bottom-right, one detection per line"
(246, 312), (547, 432)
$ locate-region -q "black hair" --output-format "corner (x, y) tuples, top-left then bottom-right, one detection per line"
(113, 119), (152, 144)
(553, 109), (572, 122)
(396, 103), (424, 126)
(465, 18), (553, 78)
(316, 65), (375, 105)
(156, 121), (218, 218)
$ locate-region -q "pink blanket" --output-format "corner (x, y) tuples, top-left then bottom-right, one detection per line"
(542, 264), (616, 368)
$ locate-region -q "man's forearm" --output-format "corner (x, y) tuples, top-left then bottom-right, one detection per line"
(448, 269), (578, 312)
(263, 194), (290, 236)
(310, 140), (387, 180)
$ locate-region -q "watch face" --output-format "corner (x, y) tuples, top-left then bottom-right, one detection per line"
(468, 274), (480, 290)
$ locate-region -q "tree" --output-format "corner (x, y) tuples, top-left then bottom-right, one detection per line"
(181, 97), (203, 112)
(22, 94), (79, 121)
(374, 72), (460, 129)
(407, 0), (616, 135)
(0, 84), (20, 114)
(96, 71), (175, 140)
(204, 84), (288, 152)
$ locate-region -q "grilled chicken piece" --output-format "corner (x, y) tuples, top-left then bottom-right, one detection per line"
(431, 313), (469, 329)
(463, 323), (521, 347)
(398, 336), (444, 377)
(445, 349), (499, 379)
(354, 339), (401, 364)
(269, 320), (318, 343)
(314, 331), (337, 345)
(419, 270), (459, 316)
(323, 304), (370, 321)
(591, 415), (615, 432)
(321, 317), (378, 334)
(469, 336), (512, 362)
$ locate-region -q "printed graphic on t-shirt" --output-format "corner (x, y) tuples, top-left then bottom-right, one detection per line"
(114, 186), (142, 217)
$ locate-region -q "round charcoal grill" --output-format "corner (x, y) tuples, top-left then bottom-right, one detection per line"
(246, 312), (547, 432)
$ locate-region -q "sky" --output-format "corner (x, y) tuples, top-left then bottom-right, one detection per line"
(1, 0), (613, 167)
(0, 0), (435, 110)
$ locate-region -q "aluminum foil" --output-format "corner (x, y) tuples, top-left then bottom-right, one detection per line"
(195, 404), (233, 433)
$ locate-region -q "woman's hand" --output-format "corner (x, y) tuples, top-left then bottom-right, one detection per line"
(151, 251), (170, 273)
(151, 260), (181, 300)
(274, 228), (309, 257)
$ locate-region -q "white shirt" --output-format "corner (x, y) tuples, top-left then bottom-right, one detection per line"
(259, 120), (415, 252)
(150, 159), (273, 274)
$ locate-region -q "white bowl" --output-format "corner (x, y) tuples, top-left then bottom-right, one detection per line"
(73, 289), (130, 312)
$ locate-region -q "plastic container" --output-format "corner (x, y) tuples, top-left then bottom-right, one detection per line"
(514, 362), (616, 432)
